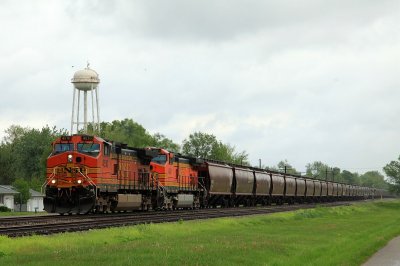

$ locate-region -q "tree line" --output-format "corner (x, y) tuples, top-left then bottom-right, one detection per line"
(0, 118), (399, 203)
(268, 160), (389, 189)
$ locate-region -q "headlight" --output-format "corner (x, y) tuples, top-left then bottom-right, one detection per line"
(51, 179), (56, 184)
(68, 154), (73, 163)
(77, 179), (82, 184)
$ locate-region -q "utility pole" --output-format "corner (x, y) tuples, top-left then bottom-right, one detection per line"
(259, 159), (261, 169)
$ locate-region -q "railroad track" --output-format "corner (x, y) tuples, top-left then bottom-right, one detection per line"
(0, 201), (356, 237)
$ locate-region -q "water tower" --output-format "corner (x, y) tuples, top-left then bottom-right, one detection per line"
(70, 63), (100, 134)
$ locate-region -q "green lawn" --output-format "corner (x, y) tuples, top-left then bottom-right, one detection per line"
(0, 200), (399, 266)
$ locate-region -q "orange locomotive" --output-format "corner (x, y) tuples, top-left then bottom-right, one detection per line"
(43, 135), (203, 214)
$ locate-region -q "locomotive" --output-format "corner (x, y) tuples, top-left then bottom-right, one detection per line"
(43, 134), (387, 214)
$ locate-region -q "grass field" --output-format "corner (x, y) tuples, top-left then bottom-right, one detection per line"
(0, 212), (47, 217)
(0, 200), (399, 266)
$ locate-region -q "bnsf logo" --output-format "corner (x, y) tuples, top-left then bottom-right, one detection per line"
(56, 167), (85, 174)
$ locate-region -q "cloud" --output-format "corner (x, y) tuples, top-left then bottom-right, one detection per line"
(0, 1), (399, 173)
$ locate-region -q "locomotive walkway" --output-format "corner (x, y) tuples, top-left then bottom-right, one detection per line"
(363, 236), (400, 266)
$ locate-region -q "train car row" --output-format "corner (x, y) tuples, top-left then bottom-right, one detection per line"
(201, 161), (388, 207)
(43, 135), (390, 214)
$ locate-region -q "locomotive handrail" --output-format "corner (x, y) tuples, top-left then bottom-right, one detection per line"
(41, 168), (57, 194)
(77, 168), (97, 198)
(149, 173), (165, 191)
(197, 176), (207, 193)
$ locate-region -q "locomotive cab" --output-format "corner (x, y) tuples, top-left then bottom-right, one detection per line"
(44, 135), (107, 214)
(149, 148), (173, 175)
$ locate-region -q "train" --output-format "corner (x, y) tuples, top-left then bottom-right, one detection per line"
(43, 134), (390, 214)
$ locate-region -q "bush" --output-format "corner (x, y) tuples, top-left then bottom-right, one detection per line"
(0, 206), (11, 212)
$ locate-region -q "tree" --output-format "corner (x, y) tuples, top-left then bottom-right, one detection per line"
(0, 143), (14, 184)
(340, 170), (360, 185)
(12, 178), (31, 204)
(331, 167), (342, 182)
(181, 132), (249, 165)
(306, 161), (330, 179)
(98, 119), (154, 147)
(269, 160), (300, 175)
(11, 125), (65, 182)
(95, 119), (180, 151)
(151, 133), (180, 152)
(0, 125), (65, 185)
(383, 155), (400, 194)
(182, 132), (218, 158)
(305, 161), (344, 181)
(359, 171), (388, 189)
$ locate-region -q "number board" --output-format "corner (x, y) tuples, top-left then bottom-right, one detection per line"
(81, 135), (94, 141)
(61, 136), (72, 141)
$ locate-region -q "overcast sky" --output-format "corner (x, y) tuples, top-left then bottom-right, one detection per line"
(0, 1), (399, 173)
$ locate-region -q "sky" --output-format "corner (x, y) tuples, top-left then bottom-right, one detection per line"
(0, 0), (399, 174)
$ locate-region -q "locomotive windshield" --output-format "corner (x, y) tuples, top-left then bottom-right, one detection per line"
(53, 143), (74, 154)
(77, 143), (100, 156)
(151, 154), (167, 165)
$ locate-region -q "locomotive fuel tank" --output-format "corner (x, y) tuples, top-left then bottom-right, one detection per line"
(173, 194), (194, 208)
(111, 194), (142, 211)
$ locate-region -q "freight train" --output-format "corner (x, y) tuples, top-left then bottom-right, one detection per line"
(43, 134), (389, 214)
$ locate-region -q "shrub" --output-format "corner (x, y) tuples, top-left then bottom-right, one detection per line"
(0, 206), (11, 212)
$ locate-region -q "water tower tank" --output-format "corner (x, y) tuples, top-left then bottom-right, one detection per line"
(71, 67), (100, 91)
(70, 64), (101, 135)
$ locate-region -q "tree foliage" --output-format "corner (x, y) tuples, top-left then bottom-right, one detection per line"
(340, 170), (360, 184)
(0, 125), (65, 188)
(306, 161), (333, 180)
(359, 171), (387, 189)
(383, 155), (400, 194)
(268, 160), (300, 175)
(181, 132), (249, 165)
(304, 161), (389, 188)
(12, 178), (31, 204)
(91, 119), (180, 152)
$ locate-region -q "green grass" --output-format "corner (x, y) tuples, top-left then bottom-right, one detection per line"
(0, 200), (399, 266)
(0, 212), (47, 217)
